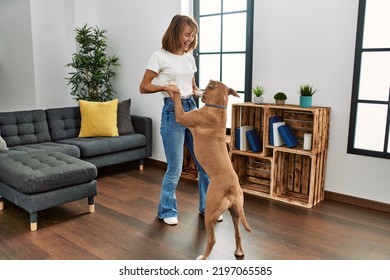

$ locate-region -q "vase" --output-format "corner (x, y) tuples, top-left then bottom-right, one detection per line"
(275, 100), (285, 105)
(300, 96), (312, 108)
(252, 95), (264, 104)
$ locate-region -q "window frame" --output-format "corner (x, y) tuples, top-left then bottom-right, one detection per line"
(347, 0), (390, 159)
(193, 0), (254, 106)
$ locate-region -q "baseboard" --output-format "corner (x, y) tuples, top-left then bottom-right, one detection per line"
(325, 191), (390, 214)
(146, 159), (390, 214)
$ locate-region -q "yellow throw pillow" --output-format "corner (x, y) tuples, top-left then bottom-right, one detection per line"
(79, 99), (119, 137)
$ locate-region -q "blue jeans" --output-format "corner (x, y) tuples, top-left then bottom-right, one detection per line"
(158, 97), (209, 219)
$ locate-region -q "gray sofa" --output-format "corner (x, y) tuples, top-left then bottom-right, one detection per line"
(0, 100), (152, 230)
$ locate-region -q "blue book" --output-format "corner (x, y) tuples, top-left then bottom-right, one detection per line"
(235, 127), (240, 150)
(277, 125), (299, 148)
(246, 129), (262, 152)
(269, 116), (283, 145)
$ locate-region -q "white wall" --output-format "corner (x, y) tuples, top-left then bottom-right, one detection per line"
(0, 0), (389, 204)
(95, 0), (181, 161)
(253, 0), (390, 204)
(30, 0), (74, 109)
(0, 0), (36, 111)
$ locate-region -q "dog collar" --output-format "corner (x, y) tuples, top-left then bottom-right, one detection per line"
(205, 103), (227, 109)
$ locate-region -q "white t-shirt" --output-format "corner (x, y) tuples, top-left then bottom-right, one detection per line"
(147, 49), (197, 98)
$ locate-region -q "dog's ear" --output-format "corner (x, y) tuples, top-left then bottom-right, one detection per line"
(229, 88), (239, 97)
(208, 80), (216, 88)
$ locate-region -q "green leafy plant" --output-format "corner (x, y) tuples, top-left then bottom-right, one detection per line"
(66, 24), (120, 102)
(299, 84), (317, 96)
(274, 92), (287, 100)
(252, 85), (265, 97)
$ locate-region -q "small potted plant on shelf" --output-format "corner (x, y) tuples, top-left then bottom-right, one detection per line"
(299, 84), (317, 108)
(252, 85), (265, 104)
(274, 92), (287, 105)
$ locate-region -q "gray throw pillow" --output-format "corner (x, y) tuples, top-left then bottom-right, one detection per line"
(117, 99), (135, 134)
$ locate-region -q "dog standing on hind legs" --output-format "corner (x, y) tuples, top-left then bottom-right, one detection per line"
(171, 79), (252, 260)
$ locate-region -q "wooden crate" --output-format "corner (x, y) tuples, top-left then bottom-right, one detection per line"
(264, 105), (330, 154)
(272, 150), (327, 208)
(181, 145), (198, 180)
(231, 103), (270, 156)
(231, 153), (273, 197)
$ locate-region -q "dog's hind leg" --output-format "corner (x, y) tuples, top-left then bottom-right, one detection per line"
(229, 205), (245, 259)
(197, 219), (216, 260)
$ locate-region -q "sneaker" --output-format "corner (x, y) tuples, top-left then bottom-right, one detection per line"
(163, 217), (178, 226)
(199, 212), (223, 222)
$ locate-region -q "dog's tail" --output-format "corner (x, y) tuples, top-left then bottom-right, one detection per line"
(240, 209), (252, 233)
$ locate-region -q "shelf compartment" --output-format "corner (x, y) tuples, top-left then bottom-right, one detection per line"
(272, 150), (326, 208)
(231, 104), (271, 157)
(231, 153), (273, 197)
(265, 105), (330, 154)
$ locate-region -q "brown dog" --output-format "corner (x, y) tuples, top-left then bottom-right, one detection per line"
(172, 80), (251, 260)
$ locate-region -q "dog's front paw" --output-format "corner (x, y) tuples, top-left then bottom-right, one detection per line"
(196, 255), (207, 260)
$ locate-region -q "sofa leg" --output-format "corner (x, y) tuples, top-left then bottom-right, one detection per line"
(30, 212), (38, 231)
(88, 196), (95, 213)
(0, 196), (3, 210)
(139, 159), (144, 171)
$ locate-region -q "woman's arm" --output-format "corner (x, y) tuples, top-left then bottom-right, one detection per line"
(139, 69), (180, 98)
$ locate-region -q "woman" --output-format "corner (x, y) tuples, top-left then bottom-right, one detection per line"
(139, 14), (222, 226)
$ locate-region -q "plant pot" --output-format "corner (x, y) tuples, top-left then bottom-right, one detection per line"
(275, 100), (285, 105)
(300, 96), (312, 108)
(252, 95), (264, 104)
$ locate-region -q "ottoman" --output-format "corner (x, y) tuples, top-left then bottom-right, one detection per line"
(0, 151), (97, 231)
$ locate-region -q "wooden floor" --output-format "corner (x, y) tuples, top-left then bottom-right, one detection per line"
(1, 162), (390, 260)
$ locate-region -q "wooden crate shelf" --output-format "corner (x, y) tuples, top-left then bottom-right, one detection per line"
(231, 103), (330, 208)
(231, 104), (271, 157)
(264, 105), (330, 154)
(272, 150), (327, 207)
(231, 153), (273, 197)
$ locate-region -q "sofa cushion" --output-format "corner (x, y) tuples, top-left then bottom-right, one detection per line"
(117, 99), (135, 135)
(0, 109), (51, 147)
(0, 151), (97, 194)
(9, 142), (80, 158)
(0, 149), (27, 160)
(56, 134), (146, 158)
(46, 106), (81, 141)
(79, 99), (119, 137)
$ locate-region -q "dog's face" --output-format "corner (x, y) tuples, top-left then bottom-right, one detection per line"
(201, 80), (239, 105)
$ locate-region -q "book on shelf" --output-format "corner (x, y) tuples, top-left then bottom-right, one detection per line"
(235, 125), (253, 151)
(277, 124), (299, 148)
(269, 116), (283, 145)
(240, 125), (253, 151)
(235, 128), (240, 150)
(246, 129), (262, 152)
(273, 121), (285, 146)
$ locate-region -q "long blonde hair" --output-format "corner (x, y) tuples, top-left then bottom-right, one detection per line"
(162, 14), (198, 53)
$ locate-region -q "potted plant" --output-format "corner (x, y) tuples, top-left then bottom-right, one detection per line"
(299, 84), (317, 108)
(66, 24), (120, 102)
(252, 85), (265, 104)
(274, 92), (287, 105)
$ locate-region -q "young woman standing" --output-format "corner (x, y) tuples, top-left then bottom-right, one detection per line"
(139, 15), (222, 226)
